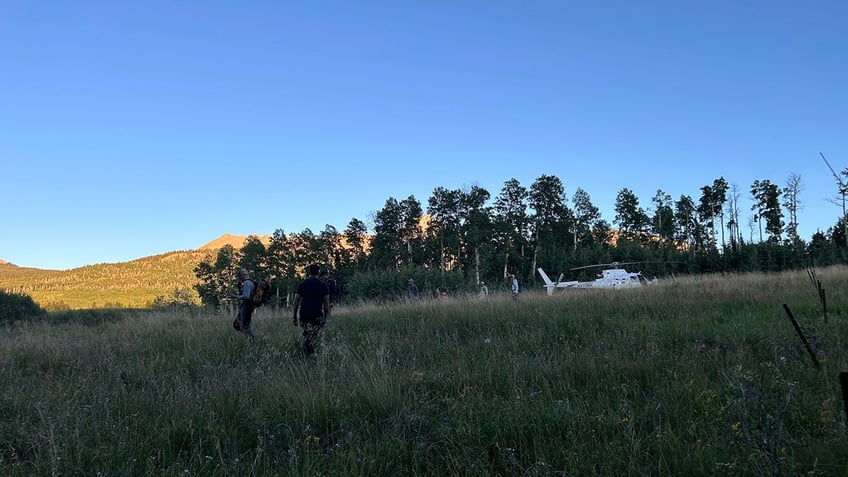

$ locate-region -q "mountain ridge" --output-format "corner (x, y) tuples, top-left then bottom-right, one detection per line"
(1, 233), (268, 271)
(198, 233), (271, 252)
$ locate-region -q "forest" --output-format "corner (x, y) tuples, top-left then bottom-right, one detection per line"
(193, 174), (848, 306)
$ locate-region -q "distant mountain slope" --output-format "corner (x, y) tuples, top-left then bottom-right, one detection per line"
(0, 233), (256, 310)
(198, 233), (271, 251)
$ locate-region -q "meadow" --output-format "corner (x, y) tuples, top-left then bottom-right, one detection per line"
(2, 267), (848, 476)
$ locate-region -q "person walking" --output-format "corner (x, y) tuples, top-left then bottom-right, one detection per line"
(510, 274), (520, 301)
(231, 268), (256, 339)
(292, 264), (330, 356)
(320, 269), (339, 309)
(407, 278), (420, 300)
(479, 281), (489, 298)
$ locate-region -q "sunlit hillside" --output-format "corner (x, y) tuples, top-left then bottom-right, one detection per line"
(0, 234), (262, 310)
(0, 251), (205, 310)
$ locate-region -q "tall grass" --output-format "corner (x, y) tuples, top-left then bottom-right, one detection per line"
(2, 267), (848, 476)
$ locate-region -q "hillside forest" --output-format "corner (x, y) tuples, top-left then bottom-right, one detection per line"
(4, 173), (848, 310)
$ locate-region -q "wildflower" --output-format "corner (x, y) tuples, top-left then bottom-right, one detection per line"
(731, 421), (741, 436)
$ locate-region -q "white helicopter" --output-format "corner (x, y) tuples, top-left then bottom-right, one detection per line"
(537, 262), (656, 295)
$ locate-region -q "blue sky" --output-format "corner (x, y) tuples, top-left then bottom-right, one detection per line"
(2, 1), (846, 270)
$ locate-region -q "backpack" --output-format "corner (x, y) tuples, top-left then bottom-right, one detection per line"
(248, 278), (273, 306)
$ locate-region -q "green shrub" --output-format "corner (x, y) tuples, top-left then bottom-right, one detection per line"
(0, 289), (48, 323)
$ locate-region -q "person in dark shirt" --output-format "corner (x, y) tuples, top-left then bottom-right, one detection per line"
(292, 264), (330, 356)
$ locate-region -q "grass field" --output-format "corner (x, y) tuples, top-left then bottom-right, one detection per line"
(2, 267), (848, 476)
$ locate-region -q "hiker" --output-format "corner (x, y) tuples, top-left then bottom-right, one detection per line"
(292, 264), (331, 356)
(320, 269), (339, 309)
(407, 278), (420, 300)
(510, 274), (520, 301)
(480, 281), (489, 298)
(230, 268), (256, 339)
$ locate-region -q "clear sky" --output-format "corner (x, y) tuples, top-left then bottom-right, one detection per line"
(2, 1), (846, 270)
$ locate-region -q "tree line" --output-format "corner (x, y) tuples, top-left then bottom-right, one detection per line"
(194, 173), (848, 305)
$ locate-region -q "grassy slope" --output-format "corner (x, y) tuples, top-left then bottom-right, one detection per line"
(1, 267), (847, 475)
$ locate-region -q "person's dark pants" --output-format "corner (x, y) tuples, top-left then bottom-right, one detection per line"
(300, 315), (325, 356)
(237, 301), (256, 338)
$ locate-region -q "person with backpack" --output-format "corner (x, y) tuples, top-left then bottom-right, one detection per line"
(292, 264), (330, 356)
(230, 268), (257, 340)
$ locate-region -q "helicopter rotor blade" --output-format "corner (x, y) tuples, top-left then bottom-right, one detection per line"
(568, 260), (678, 271)
(569, 261), (633, 271)
(569, 264), (605, 271)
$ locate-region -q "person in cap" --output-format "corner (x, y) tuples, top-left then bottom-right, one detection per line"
(230, 268), (256, 339)
(510, 274), (520, 301)
(479, 281), (489, 297)
(292, 264), (331, 356)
